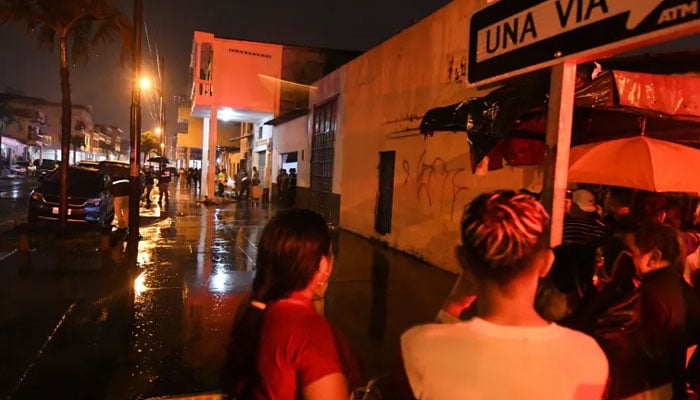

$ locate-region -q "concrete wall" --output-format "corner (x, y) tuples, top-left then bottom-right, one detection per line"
(317, 0), (542, 272)
(271, 115), (309, 188)
(195, 32), (283, 116)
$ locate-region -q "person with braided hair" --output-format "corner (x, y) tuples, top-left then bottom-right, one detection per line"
(221, 209), (359, 400)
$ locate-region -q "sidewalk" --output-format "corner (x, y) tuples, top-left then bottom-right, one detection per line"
(1, 179), (456, 398)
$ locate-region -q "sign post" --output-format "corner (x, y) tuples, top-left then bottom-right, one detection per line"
(467, 0), (699, 245)
(540, 61), (576, 247)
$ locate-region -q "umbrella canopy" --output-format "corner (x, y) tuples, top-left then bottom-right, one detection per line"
(568, 136), (700, 193)
(147, 156), (170, 164)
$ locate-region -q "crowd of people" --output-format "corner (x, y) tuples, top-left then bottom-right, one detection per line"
(219, 186), (700, 400)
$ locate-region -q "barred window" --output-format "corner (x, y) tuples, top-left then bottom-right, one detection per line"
(310, 99), (337, 193)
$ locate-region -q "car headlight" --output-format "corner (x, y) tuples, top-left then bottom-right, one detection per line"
(87, 198), (102, 206)
(30, 192), (43, 202)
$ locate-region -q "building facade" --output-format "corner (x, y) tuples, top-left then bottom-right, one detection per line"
(275, 0), (541, 272)
(185, 31), (359, 199)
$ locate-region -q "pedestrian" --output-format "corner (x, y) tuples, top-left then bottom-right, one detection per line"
(287, 168), (297, 207)
(276, 168), (288, 206)
(590, 221), (700, 399)
(158, 166), (171, 203)
(110, 169), (130, 232)
(239, 171), (251, 200)
(562, 189), (608, 246)
(221, 209), (360, 400)
(143, 166), (154, 206)
(401, 190), (609, 399)
(217, 169), (228, 197)
(252, 166), (260, 186)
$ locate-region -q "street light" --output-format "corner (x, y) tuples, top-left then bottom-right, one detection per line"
(139, 64), (166, 159)
(139, 77), (152, 91)
(160, 142), (165, 156)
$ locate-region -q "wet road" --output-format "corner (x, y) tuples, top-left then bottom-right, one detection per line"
(0, 176), (36, 232)
(0, 182), (455, 399)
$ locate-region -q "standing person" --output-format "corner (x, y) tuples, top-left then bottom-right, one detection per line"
(288, 168), (297, 207)
(562, 189), (608, 246)
(594, 221), (700, 399)
(110, 169), (130, 232)
(221, 209), (358, 400)
(143, 166), (155, 206)
(401, 190), (608, 400)
(276, 168), (288, 206)
(252, 166), (260, 186)
(158, 165), (171, 203)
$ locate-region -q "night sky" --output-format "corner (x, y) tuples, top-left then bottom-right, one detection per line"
(0, 0), (451, 137)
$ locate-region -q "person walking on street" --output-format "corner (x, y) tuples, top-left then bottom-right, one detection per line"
(143, 166), (155, 206)
(158, 166), (171, 203)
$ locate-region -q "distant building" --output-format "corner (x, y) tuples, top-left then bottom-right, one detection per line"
(185, 30), (358, 198)
(0, 92), (124, 164)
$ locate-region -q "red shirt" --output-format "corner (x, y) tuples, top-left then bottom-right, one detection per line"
(252, 295), (345, 400)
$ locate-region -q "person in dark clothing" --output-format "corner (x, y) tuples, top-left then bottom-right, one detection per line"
(239, 171), (251, 200)
(287, 168), (297, 207)
(603, 187), (633, 234)
(276, 169), (288, 206)
(158, 167), (171, 203)
(579, 222), (700, 399)
(562, 189), (607, 246)
(143, 166), (155, 206)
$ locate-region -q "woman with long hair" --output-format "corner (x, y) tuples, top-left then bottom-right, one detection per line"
(221, 209), (350, 400)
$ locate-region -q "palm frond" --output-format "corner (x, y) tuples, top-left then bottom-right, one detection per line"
(70, 18), (92, 64)
(35, 24), (55, 51)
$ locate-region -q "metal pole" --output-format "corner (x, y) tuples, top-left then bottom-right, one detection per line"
(128, 0), (143, 242)
(159, 56), (165, 156)
(540, 61), (577, 248)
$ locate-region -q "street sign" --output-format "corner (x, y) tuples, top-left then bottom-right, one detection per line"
(468, 0), (700, 86)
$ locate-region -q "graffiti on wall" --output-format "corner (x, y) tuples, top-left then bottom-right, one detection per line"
(446, 55), (467, 85)
(402, 149), (469, 220)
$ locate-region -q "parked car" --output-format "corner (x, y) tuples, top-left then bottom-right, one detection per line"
(76, 160), (99, 169)
(37, 160), (59, 181)
(28, 166), (115, 227)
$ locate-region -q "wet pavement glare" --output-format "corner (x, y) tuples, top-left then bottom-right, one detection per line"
(0, 183), (454, 399)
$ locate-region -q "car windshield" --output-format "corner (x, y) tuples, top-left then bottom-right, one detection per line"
(40, 168), (105, 197)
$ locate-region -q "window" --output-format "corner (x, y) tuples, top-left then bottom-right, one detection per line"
(258, 126), (263, 140)
(310, 99), (337, 193)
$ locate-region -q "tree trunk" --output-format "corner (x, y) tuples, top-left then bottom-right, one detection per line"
(59, 34), (72, 230)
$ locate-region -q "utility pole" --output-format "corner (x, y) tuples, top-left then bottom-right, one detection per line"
(128, 0), (143, 242)
(159, 55), (166, 156)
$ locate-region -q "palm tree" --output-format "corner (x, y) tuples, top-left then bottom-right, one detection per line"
(140, 130), (159, 163)
(0, 0), (130, 228)
(70, 134), (84, 164)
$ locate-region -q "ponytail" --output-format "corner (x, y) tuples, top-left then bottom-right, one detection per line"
(220, 209), (331, 398)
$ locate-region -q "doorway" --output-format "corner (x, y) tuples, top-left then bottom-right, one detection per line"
(375, 151), (395, 235)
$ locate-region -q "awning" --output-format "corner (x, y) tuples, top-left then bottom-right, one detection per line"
(420, 52), (700, 172)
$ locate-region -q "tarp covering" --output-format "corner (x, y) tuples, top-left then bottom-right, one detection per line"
(420, 55), (700, 172)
